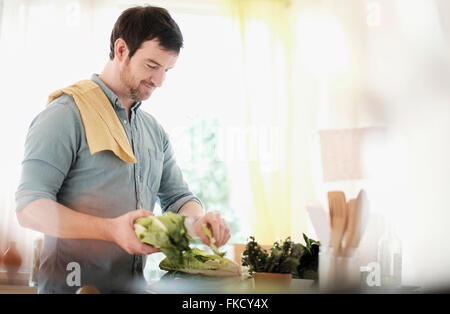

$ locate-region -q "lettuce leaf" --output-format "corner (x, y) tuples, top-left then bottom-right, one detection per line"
(134, 212), (193, 264)
(201, 224), (225, 257)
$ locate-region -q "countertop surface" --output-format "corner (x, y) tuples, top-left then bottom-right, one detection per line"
(0, 284), (37, 294)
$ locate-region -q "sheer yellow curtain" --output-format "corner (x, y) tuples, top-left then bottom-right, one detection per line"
(225, 0), (313, 244)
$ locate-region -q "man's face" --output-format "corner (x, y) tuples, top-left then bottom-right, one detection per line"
(119, 39), (178, 102)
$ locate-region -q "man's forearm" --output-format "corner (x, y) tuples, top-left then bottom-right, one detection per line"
(16, 198), (113, 241)
(178, 200), (204, 218)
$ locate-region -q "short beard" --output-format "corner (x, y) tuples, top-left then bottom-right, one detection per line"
(129, 86), (141, 102)
(120, 63), (143, 102)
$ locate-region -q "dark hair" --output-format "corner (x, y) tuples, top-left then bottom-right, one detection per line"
(109, 6), (183, 60)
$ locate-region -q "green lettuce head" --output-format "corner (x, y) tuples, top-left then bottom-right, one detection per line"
(134, 212), (241, 277)
(134, 212), (192, 264)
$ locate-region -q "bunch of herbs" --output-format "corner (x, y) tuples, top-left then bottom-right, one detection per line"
(241, 234), (320, 280)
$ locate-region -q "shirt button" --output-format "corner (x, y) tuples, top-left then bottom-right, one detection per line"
(123, 120), (127, 124)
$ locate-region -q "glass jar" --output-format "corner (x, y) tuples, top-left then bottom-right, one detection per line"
(319, 246), (361, 292)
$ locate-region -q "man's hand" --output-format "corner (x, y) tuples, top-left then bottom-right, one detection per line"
(192, 212), (231, 248)
(108, 209), (160, 255)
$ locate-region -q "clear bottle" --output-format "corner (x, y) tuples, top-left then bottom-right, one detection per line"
(377, 220), (402, 289)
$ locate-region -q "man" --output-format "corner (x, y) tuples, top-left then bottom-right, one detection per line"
(15, 6), (230, 294)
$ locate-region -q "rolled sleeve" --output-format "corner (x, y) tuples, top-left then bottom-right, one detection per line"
(157, 131), (203, 214)
(15, 160), (66, 211)
(15, 96), (81, 211)
(164, 195), (203, 214)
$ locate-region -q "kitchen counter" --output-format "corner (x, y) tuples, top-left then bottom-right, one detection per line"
(0, 271), (37, 294)
(146, 272), (317, 294)
(0, 284), (37, 294)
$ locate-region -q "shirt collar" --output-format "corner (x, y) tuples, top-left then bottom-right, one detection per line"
(90, 74), (142, 112)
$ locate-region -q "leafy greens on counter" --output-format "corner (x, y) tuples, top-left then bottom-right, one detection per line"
(159, 247), (240, 277)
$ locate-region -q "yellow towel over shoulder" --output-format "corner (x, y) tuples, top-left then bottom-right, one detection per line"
(47, 80), (136, 163)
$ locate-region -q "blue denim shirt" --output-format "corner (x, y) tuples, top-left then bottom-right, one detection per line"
(15, 74), (202, 293)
